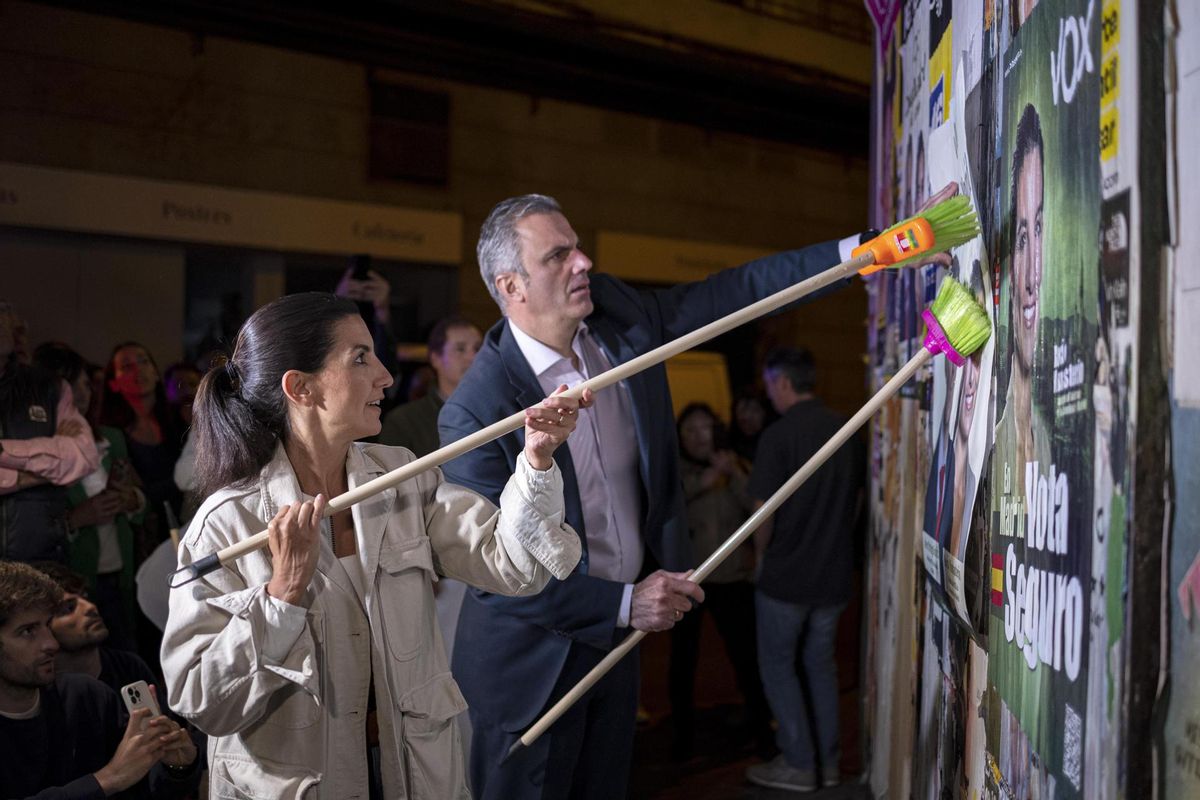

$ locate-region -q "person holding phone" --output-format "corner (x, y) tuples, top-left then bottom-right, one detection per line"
(335, 255), (401, 388)
(161, 292), (587, 799)
(0, 560), (198, 799)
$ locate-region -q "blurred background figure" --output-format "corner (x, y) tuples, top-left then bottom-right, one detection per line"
(162, 362), (201, 430)
(34, 342), (144, 651)
(98, 341), (183, 667)
(380, 315), (482, 457)
(729, 386), (776, 465)
(404, 363), (436, 403)
(335, 255), (400, 391)
(35, 561), (159, 695)
(100, 342), (183, 552)
(165, 361), (204, 524)
(668, 402), (772, 761)
(0, 302), (99, 565)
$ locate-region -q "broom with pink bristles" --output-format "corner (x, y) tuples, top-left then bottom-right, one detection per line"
(504, 276), (990, 760)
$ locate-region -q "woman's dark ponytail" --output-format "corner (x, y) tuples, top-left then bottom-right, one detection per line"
(192, 292), (359, 498)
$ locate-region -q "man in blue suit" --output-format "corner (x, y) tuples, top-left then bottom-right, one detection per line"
(439, 194), (858, 799)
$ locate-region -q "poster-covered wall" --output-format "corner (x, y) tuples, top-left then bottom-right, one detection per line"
(863, 0), (1144, 796)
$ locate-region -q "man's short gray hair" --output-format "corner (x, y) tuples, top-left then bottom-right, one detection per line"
(477, 194), (562, 310)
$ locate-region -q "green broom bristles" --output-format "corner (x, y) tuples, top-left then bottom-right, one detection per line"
(929, 277), (991, 357)
(884, 194), (981, 269)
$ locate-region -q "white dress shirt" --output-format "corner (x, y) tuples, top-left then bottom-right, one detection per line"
(509, 320), (643, 627)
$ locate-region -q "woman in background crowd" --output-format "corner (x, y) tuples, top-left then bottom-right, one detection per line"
(668, 402), (772, 760)
(100, 342), (183, 552)
(34, 342), (144, 650)
(729, 387), (775, 465)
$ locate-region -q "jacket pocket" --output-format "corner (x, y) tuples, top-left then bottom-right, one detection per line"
(377, 536), (436, 662)
(259, 607), (323, 730)
(257, 681), (321, 729)
(398, 672), (470, 800)
(209, 754), (321, 799)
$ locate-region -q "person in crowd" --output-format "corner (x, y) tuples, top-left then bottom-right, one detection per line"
(380, 316), (482, 458)
(0, 560), (198, 799)
(161, 292), (588, 798)
(668, 402), (771, 760)
(99, 342), (183, 548)
(39, 559), (210, 789)
(729, 387), (775, 464)
(34, 342), (144, 650)
(404, 363), (436, 403)
(744, 348), (865, 792)
(335, 261), (401, 387)
(440, 193), (878, 800)
(165, 362), (205, 525)
(0, 302), (100, 564)
(172, 432), (199, 525)
(162, 363), (201, 430)
(85, 362), (107, 426)
(7, 306), (31, 366)
(34, 561), (159, 695)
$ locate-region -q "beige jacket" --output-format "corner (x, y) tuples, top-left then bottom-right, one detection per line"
(161, 443), (580, 799)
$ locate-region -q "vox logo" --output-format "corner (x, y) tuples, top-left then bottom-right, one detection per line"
(1050, 0), (1096, 107)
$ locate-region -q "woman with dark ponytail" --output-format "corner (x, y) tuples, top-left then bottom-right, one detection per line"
(161, 292), (589, 799)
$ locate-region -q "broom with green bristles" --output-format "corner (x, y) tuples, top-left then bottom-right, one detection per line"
(503, 276), (991, 760)
(169, 196), (982, 588)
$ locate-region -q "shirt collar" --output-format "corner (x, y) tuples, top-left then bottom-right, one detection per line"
(508, 319), (590, 379)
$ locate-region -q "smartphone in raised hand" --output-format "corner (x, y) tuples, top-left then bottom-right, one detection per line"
(120, 680), (161, 731)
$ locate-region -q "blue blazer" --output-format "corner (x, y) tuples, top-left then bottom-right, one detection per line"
(439, 239), (844, 732)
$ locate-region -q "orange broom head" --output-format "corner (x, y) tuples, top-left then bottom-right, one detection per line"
(854, 195), (981, 275)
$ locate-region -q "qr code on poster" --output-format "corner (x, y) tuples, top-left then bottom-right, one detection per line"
(1063, 702), (1082, 789)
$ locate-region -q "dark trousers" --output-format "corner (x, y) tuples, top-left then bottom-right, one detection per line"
(469, 634), (639, 800)
(669, 580), (771, 741)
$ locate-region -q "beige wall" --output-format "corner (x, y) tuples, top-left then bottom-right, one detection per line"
(0, 1), (870, 411)
(0, 230), (185, 368)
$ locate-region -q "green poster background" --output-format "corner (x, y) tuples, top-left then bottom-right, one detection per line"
(986, 0), (1100, 796)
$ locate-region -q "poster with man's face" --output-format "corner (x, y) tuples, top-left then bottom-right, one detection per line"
(986, 0), (1100, 796)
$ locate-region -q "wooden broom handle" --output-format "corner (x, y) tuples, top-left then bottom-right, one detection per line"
(511, 346), (932, 751)
(168, 253), (873, 587)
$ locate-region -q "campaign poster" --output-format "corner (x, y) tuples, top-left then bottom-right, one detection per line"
(929, 0), (954, 129)
(914, 591), (973, 799)
(986, 0), (1101, 797)
(923, 60), (996, 629)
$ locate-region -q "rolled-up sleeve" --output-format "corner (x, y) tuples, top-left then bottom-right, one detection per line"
(421, 452), (581, 595)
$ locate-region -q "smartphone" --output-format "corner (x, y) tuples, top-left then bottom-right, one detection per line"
(351, 253), (371, 280)
(348, 254), (376, 325)
(121, 680), (161, 730)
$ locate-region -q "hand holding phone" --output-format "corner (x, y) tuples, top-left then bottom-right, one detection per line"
(121, 680), (162, 731)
